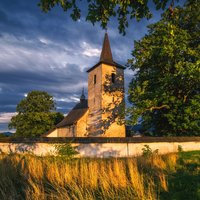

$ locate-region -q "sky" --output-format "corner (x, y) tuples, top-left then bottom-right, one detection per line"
(0, 0), (181, 132)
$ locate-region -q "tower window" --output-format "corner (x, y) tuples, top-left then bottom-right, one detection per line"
(111, 73), (115, 83)
(94, 74), (96, 84)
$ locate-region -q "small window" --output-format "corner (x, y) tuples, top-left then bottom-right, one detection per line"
(111, 73), (115, 83)
(94, 74), (96, 84)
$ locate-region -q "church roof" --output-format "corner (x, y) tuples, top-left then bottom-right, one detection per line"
(87, 32), (125, 73)
(100, 32), (113, 63)
(56, 99), (88, 128)
(86, 60), (125, 73)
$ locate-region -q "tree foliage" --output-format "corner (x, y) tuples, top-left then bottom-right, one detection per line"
(127, 0), (200, 136)
(9, 91), (64, 137)
(38, 0), (177, 35)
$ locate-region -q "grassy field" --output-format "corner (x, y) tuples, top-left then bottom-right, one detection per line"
(161, 150), (200, 200)
(0, 150), (199, 200)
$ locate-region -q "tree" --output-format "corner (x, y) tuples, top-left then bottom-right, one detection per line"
(9, 91), (64, 137)
(127, 0), (200, 136)
(38, 0), (178, 35)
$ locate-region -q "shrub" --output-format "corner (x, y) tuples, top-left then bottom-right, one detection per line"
(54, 143), (78, 159)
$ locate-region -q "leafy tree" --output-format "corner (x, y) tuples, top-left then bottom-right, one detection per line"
(38, 0), (178, 35)
(9, 91), (64, 137)
(127, 0), (200, 136)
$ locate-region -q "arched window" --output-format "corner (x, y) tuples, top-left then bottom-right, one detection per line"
(111, 73), (115, 83)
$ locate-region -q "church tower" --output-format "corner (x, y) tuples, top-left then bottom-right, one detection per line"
(87, 33), (126, 137)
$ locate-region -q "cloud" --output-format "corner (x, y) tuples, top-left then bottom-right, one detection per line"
(54, 95), (80, 103)
(0, 112), (17, 123)
(81, 41), (101, 57)
(38, 37), (53, 45)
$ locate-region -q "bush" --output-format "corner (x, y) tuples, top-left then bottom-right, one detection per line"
(142, 145), (158, 157)
(54, 143), (78, 159)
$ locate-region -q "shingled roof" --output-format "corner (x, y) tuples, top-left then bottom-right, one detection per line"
(87, 32), (125, 73)
(56, 99), (88, 128)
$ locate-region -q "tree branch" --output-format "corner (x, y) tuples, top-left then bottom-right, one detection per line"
(146, 105), (170, 112)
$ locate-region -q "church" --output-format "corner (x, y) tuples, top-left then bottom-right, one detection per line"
(45, 33), (126, 137)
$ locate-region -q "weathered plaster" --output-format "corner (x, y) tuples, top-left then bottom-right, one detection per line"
(87, 63), (125, 137)
(0, 141), (199, 157)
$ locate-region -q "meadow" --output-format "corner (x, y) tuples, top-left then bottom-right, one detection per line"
(0, 150), (199, 200)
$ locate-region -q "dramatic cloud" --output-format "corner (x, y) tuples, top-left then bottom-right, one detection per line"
(1, 0), (172, 131)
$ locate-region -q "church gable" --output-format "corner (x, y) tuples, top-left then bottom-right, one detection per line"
(45, 91), (89, 137)
(56, 99), (88, 128)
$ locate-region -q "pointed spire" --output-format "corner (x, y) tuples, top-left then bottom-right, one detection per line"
(100, 32), (113, 63)
(80, 88), (85, 102)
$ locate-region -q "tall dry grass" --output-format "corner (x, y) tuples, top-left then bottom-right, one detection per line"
(0, 153), (177, 200)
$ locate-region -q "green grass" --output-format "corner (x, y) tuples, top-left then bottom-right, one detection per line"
(179, 150), (200, 161)
(160, 151), (200, 200)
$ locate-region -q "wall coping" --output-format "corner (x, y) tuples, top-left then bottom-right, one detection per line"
(0, 137), (199, 143)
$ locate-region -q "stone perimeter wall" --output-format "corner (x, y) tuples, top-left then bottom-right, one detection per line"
(0, 137), (199, 158)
